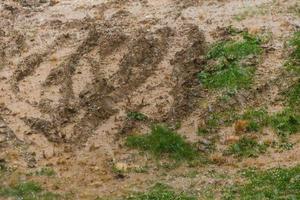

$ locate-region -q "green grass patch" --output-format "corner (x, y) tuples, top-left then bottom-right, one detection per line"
(223, 165), (300, 199)
(126, 183), (196, 200)
(126, 125), (199, 161)
(235, 107), (300, 137)
(198, 33), (262, 90)
(206, 34), (262, 60)
(127, 112), (148, 121)
(198, 64), (254, 90)
(226, 137), (268, 158)
(0, 181), (60, 200)
(270, 108), (300, 137)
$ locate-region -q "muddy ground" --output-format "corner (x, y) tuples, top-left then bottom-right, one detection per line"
(0, 0), (300, 199)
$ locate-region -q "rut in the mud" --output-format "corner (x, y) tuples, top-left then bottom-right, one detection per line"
(22, 24), (174, 145)
(71, 27), (173, 144)
(167, 24), (206, 123)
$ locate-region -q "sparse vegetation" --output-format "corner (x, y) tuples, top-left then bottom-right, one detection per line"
(226, 137), (268, 157)
(198, 109), (238, 135)
(35, 167), (56, 176)
(286, 31), (300, 74)
(125, 183), (196, 200)
(127, 111), (148, 121)
(285, 82), (300, 111)
(223, 165), (300, 199)
(288, 3), (300, 17)
(0, 181), (60, 200)
(270, 108), (300, 138)
(198, 32), (262, 90)
(233, 4), (269, 21)
(239, 108), (269, 132)
(126, 125), (199, 161)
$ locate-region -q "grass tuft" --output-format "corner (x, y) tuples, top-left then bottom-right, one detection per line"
(206, 33), (262, 60)
(126, 183), (196, 200)
(127, 112), (148, 121)
(126, 125), (199, 161)
(227, 137), (268, 157)
(240, 108), (269, 132)
(0, 181), (60, 200)
(198, 64), (254, 90)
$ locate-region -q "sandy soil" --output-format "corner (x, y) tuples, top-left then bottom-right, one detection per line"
(0, 0), (299, 199)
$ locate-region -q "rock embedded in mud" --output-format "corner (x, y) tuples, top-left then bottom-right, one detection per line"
(114, 162), (128, 172)
(42, 148), (54, 159)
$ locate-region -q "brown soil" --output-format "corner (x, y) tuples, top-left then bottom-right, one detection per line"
(0, 0), (299, 199)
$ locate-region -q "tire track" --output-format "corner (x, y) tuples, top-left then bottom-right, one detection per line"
(70, 27), (173, 145)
